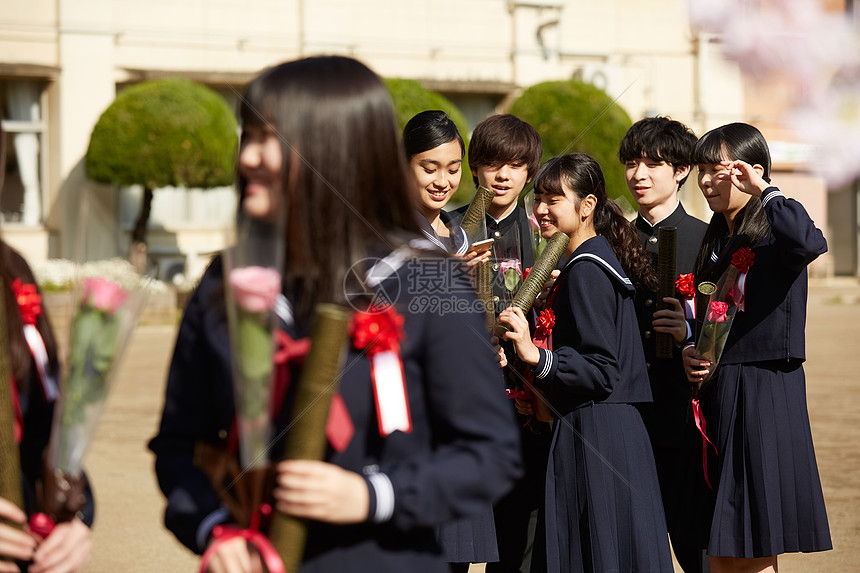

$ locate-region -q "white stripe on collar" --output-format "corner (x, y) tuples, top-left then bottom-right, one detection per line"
(566, 253), (632, 285)
(455, 227), (469, 255)
(420, 228), (448, 251)
(638, 200), (681, 230)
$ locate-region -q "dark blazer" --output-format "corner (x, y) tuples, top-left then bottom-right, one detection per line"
(149, 245), (522, 572)
(532, 235), (653, 411)
(634, 203), (707, 447)
(717, 187), (827, 365)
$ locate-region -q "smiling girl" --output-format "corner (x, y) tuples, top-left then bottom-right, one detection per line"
(499, 153), (672, 573)
(680, 123), (831, 573)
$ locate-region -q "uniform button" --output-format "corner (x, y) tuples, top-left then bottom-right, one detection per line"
(493, 231), (502, 239)
(492, 296), (500, 303)
(644, 330), (652, 339)
(218, 429), (228, 439)
(646, 362), (652, 371)
(645, 299), (653, 307)
(648, 236), (657, 244)
(492, 263), (500, 271)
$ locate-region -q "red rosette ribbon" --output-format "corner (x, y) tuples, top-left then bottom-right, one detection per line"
(730, 247), (755, 274)
(11, 279), (42, 325)
(534, 309), (555, 341)
(350, 306), (411, 437)
(198, 505), (286, 573)
(522, 267), (532, 282)
(675, 273), (696, 299)
(707, 301), (729, 323)
(350, 305), (405, 356)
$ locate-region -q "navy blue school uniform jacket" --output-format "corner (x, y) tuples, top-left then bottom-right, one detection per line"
(149, 242), (522, 572)
(416, 209), (470, 256)
(679, 187), (832, 558)
(530, 235), (673, 573)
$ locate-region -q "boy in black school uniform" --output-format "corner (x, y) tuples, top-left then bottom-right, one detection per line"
(619, 116), (709, 573)
(455, 114), (545, 573)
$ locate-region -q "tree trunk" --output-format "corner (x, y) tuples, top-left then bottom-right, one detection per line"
(130, 185), (154, 273)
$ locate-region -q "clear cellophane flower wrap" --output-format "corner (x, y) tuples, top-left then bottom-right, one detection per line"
(695, 246), (754, 374)
(223, 219), (283, 474)
(45, 260), (148, 520)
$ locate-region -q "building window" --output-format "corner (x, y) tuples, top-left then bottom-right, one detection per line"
(1, 80), (46, 226)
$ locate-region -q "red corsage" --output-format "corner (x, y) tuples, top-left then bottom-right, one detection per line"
(11, 279), (42, 325)
(523, 267), (533, 282)
(731, 247), (755, 274)
(505, 388), (527, 400)
(675, 273), (695, 299)
(708, 301), (729, 323)
(534, 308), (555, 339)
(350, 305), (405, 355)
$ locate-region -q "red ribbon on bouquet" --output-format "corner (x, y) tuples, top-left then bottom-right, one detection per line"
(198, 504), (286, 573)
(691, 398), (718, 489)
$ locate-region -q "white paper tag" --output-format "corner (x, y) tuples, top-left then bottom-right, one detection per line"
(371, 351), (412, 436)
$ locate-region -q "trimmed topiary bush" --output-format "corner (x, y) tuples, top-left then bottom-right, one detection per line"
(86, 78), (238, 247)
(508, 79), (635, 212)
(385, 78), (474, 205)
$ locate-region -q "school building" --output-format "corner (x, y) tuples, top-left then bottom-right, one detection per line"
(0, 0), (855, 281)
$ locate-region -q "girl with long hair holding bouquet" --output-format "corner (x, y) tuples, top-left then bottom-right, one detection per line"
(499, 153), (673, 573)
(150, 56), (521, 573)
(680, 123), (831, 573)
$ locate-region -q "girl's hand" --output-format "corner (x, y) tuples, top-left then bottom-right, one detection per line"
(514, 398), (533, 416)
(652, 297), (688, 344)
(274, 461), (369, 524)
(204, 537), (264, 573)
(497, 307), (540, 366)
(29, 518), (90, 573)
(533, 270), (560, 311)
(682, 344), (711, 387)
(0, 496), (36, 570)
(723, 160), (768, 197)
(490, 336), (507, 368)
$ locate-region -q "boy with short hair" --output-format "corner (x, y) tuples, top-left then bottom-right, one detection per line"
(455, 113), (546, 573)
(619, 116), (708, 573)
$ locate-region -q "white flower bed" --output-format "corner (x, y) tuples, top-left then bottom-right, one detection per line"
(31, 258), (170, 294)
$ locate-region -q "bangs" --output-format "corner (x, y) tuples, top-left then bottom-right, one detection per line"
(533, 158), (568, 197)
(692, 130), (727, 165)
(239, 73), (278, 129)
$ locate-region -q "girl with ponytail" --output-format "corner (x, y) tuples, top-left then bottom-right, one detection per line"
(499, 153), (672, 572)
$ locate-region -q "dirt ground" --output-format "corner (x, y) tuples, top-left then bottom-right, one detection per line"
(78, 281), (860, 572)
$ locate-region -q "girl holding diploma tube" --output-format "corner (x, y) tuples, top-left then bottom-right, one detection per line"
(150, 56), (521, 573)
(499, 153), (672, 573)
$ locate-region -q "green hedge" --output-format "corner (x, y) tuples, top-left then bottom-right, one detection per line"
(86, 78), (237, 189)
(508, 79), (634, 212)
(385, 78), (473, 205)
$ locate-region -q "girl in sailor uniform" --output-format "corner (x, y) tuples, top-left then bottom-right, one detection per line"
(681, 123), (831, 573)
(0, 127), (93, 573)
(499, 153), (673, 573)
(404, 110), (501, 572)
(150, 56), (521, 573)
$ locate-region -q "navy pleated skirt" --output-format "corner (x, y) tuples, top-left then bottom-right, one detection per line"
(436, 506), (499, 563)
(539, 402), (673, 573)
(699, 361), (832, 558)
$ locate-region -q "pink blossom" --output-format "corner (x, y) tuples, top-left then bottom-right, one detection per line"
(500, 259), (522, 276)
(229, 266), (281, 313)
(527, 214), (540, 231)
(82, 277), (128, 313)
(708, 301), (729, 323)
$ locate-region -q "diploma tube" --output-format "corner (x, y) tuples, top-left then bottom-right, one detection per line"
(268, 304), (352, 572)
(476, 260), (496, 330)
(494, 232), (569, 337)
(459, 186), (495, 243)
(655, 227), (677, 359)
(695, 281), (716, 341)
(0, 280), (24, 519)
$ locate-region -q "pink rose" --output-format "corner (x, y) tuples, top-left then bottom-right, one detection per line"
(229, 266), (281, 313)
(83, 277), (128, 313)
(708, 301), (729, 323)
(500, 259), (522, 276)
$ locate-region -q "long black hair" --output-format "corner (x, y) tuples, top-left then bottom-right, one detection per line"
(402, 110), (464, 159)
(239, 56), (421, 321)
(692, 122), (772, 283)
(534, 153), (655, 289)
(0, 120), (60, 388)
